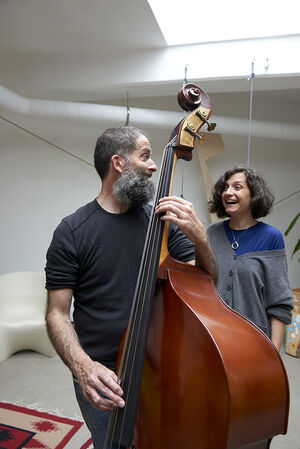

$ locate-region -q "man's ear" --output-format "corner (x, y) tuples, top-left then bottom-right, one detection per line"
(111, 155), (127, 174)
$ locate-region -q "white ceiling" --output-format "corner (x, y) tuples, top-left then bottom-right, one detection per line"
(1, 0), (300, 177)
(1, 0), (300, 105)
(1, 0), (165, 100)
(0, 0), (299, 285)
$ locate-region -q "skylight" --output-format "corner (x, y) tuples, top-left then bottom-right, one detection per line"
(147, 0), (300, 46)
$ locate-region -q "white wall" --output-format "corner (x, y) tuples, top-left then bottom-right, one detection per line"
(0, 94), (299, 288)
(0, 117), (100, 275)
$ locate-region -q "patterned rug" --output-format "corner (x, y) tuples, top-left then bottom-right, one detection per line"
(79, 438), (93, 449)
(0, 402), (83, 448)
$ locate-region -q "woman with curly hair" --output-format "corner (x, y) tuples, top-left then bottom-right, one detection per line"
(207, 166), (293, 351)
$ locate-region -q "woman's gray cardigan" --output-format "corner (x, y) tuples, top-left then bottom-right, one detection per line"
(207, 221), (293, 337)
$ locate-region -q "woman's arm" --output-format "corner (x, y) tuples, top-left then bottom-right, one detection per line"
(270, 316), (286, 352)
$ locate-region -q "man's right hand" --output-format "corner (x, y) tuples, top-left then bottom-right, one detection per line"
(77, 361), (125, 411)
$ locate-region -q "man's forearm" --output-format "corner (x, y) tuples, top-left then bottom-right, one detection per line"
(46, 310), (93, 378)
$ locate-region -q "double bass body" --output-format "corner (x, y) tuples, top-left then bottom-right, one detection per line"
(134, 261), (289, 449)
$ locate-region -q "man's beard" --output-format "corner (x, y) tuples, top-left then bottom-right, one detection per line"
(113, 166), (155, 208)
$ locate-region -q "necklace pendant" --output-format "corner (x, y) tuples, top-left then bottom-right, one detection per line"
(231, 241), (239, 250)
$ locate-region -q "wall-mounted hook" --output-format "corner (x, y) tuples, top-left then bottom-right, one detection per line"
(247, 59), (255, 81)
(247, 60), (255, 167)
(183, 64), (189, 87)
(125, 91), (130, 126)
(264, 58), (270, 73)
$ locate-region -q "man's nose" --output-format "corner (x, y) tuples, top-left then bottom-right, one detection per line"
(148, 159), (157, 172)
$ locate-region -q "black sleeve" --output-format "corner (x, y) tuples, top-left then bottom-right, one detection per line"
(45, 220), (79, 290)
(167, 222), (195, 262)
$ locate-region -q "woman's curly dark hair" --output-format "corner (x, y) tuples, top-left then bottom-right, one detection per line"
(208, 166), (274, 219)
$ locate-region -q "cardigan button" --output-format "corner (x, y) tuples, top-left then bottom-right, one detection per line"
(227, 286), (231, 291)
(229, 270), (233, 276)
(233, 255), (237, 260)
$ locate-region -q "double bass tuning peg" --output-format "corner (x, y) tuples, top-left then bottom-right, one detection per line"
(196, 110), (217, 132)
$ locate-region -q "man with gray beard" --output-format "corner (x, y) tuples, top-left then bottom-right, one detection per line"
(45, 126), (217, 449)
(112, 164), (155, 208)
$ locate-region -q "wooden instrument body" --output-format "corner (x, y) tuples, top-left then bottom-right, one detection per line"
(134, 258), (289, 449)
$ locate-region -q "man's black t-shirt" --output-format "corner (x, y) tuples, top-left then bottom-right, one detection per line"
(45, 199), (195, 366)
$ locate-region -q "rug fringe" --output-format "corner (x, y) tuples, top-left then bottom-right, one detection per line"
(0, 399), (83, 422)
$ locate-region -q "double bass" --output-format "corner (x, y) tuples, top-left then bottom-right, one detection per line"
(106, 84), (290, 449)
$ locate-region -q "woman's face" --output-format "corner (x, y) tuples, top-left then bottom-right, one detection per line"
(221, 172), (252, 217)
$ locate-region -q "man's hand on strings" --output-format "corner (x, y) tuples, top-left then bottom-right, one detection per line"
(155, 196), (218, 283)
(77, 360), (125, 411)
(155, 196), (208, 244)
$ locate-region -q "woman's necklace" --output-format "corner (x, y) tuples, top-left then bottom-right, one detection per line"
(230, 228), (249, 250)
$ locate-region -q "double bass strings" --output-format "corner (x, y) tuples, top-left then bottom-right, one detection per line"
(104, 142), (172, 448)
(114, 142), (174, 446)
(105, 137), (177, 448)
(117, 141), (173, 385)
(116, 143), (175, 438)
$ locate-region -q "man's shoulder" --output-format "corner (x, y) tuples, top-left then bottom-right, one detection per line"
(61, 199), (99, 232)
(142, 203), (152, 217)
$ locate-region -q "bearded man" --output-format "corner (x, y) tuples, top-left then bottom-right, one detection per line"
(45, 126), (217, 449)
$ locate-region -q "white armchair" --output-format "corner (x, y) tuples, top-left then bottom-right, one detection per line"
(0, 271), (55, 364)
